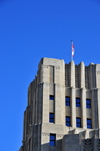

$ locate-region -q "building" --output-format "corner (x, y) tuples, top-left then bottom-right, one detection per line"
(19, 57), (100, 151)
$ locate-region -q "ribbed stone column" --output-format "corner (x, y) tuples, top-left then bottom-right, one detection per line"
(97, 89), (100, 130)
(71, 87), (76, 128)
(80, 62), (85, 88)
(37, 83), (43, 124)
(42, 83), (49, 123)
(55, 83), (62, 124)
(96, 64), (100, 88)
(91, 89), (97, 129)
(70, 60), (76, 127)
(81, 88), (86, 129)
(70, 60), (75, 87)
(61, 86), (65, 126)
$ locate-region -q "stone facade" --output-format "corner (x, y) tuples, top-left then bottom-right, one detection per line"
(19, 58), (100, 151)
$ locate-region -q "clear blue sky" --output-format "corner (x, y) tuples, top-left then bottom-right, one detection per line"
(0, 0), (100, 150)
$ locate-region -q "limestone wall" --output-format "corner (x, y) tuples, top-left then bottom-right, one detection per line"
(19, 58), (100, 151)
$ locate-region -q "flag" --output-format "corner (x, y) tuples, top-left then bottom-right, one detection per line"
(72, 41), (74, 59)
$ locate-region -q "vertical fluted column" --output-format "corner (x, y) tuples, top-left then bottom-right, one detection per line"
(97, 89), (100, 130)
(91, 89), (97, 129)
(71, 87), (76, 128)
(61, 86), (65, 126)
(70, 60), (76, 127)
(41, 63), (50, 124)
(96, 64), (100, 88)
(37, 83), (43, 124)
(42, 83), (49, 123)
(80, 62), (85, 88)
(70, 60), (75, 87)
(80, 61), (86, 129)
(81, 88), (86, 129)
(55, 83), (62, 124)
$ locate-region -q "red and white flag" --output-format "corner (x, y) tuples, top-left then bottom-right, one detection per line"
(72, 41), (74, 59)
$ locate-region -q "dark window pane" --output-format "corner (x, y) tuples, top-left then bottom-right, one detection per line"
(50, 141), (55, 146)
(76, 98), (80, 107)
(86, 100), (88, 104)
(89, 125), (92, 128)
(50, 113), (54, 118)
(50, 134), (55, 146)
(87, 119), (90, 123)
(77, 123), (81, 127)
(66, 117), (70, 121)
(87, 119), (92, 129)
(50, 96), (54, 100)
(50, 135), (55, 140)
(66, 117), (70, 126)
(87, 105), (89, 108)
(65, 97), (70, 106)
(86, 99), (91, 108)
(88, 100), (90, 104)
(50, 119), (54, 123)
(77, 118), (80, 122)
(76, 104), (80, 107)
(87, 125), (91, 129)
(76, 100), (80, 103)
(49, 113), (54, 123)
(76, 98), (80, 101)
(87, 119), (91, 124)
(66, 102), (70, 106)
(66, 122), (70, 126)
(76, 118), (81, 128)
(65, 97), (70, 101)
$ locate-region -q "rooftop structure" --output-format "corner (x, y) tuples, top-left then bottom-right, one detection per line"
(19, 58), (100, 151)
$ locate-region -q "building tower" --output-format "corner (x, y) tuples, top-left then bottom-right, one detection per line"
(19, 58), (100, 151)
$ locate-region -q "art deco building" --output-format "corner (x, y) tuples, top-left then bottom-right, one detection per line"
(19, 58), (100, 151)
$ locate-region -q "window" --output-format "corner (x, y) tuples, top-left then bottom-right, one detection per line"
(66, 117), (70, 126)
(50, 95), (54, 100)
(65, 97), (70, 106)
(49, 113), (54, 123)
(87, 119), (92, 129)
(76, 98), (80, 107)
(50, 134), (56, 146)
(76, 118), (81, 127)
(86, 99), (91, 108)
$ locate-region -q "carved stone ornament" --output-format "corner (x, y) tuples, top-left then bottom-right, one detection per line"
(56, 134), (63, 137)
(83, 139), (93, 151)
(55, 66), (60, 70)
(43, 65), (48, 68)
(42, 132), (50, 136)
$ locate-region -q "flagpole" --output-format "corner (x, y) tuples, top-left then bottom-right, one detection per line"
(71, 40), (73, 61)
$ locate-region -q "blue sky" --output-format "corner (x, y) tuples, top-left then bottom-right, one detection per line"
(0, 0), (100, 150)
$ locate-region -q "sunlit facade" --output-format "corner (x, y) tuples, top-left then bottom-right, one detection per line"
(19, 58), (100, 151)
